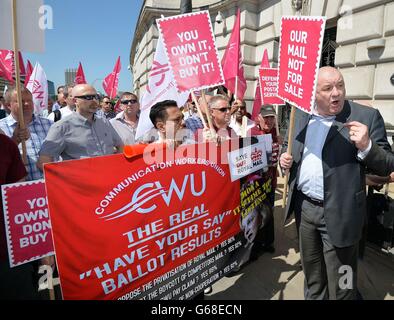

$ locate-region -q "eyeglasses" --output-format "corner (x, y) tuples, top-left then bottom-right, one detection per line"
(103, 101), (112, 104)
(212, 107), (231, 113)
(74, 94), (100, 101)
(121, 99), (138, 105)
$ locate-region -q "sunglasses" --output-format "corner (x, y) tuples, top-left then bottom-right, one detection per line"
(213, 107), (231, 113)
(74, 94), (100, 101)
(103, 101), (112, 104)
(121, 99), (138, 105)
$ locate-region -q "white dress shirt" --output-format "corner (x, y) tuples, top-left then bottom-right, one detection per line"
(297, 113), (372, 201)
(297, 114), (335, 200)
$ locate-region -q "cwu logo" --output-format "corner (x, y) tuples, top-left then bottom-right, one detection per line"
(98, 172), (206, 221)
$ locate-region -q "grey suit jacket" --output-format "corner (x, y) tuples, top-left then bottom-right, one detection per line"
(283, 100), (394, 248)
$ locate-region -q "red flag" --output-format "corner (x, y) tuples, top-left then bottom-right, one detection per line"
(18, 52), (26, 77)
(261, 49), (270, 69)
(0, 50), (14, 83)
(221, 9), (246, 101)
(0, 50), (27, 83)
(102, 56), (121, 99)
(24, 60), (34, 86)
(251, 49), (270, 120)
(75, 62), (87, 84)
(113, 98), (121, 113)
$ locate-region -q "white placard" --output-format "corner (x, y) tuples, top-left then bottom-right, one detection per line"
(0, 0), (45, 53)
(227, 139), (269, 182)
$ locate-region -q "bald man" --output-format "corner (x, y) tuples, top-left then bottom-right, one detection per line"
(280, 66), (394, 300)
(37, 84), (123, 169)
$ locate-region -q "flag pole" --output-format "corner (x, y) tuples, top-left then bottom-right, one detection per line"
(109, 79), (114, 99)
(282, 105), (296, 208)
(274, 104), (283, 178)
(49, 288), (55, 300)
(12, 0), (27, 163)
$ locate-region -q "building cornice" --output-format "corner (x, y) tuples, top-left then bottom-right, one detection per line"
(129, 0), (262, 68)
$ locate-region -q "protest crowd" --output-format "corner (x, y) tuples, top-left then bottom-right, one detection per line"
(0, 6), (394, 302)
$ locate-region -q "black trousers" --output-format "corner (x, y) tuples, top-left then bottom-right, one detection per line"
(294, 191), (358, 300)
(0, 261), (40, 300)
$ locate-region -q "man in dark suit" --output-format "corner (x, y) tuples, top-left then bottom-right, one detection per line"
(280, 66), (394, 300)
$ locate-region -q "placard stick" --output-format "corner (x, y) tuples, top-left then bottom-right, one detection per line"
(282, 105), (296, 208)
(241, 115), (247, 138)
(274, 104), (280, 137)
(12, 0), (27, 163)
(49, 287), (55, 300)
(190, 91), (208, 129)
(201, 90), (216, 135)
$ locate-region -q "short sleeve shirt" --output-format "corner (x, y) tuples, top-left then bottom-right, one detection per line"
(39, 112), (124, 160)
(0, 114), (52, 180)
(110, 113), (139, 145)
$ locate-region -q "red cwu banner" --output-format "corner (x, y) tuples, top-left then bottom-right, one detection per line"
(44, 144), (240, 300)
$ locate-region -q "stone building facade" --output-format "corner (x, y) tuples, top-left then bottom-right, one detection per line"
(130, 0), (394, 133)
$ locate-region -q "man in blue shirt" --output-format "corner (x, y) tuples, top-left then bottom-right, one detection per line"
(37, 84), (123, 166)
(0, 86), (52, 181)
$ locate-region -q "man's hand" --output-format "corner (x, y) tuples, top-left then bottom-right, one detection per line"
(202, 128), (218, 143)
(12, 126), (30, 145)
(345, 121), (370, 151)
(37, 154), (54, 171)
(280, 152), (293, 172)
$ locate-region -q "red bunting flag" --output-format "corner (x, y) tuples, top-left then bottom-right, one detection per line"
(251, 49), (270, 120)
(102, 56), (121, 99)
(24, 60), (34, 86)
(75, 62), (87, 84)
(221, 9), (246, 101)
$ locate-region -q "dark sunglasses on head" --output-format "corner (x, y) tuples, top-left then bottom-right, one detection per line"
(121, 99), (138, 105)
(74, 94), (100, 101)
(213, 107), (231, 113)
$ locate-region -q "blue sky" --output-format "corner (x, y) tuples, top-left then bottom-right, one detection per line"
(25, 0), (143, 93)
